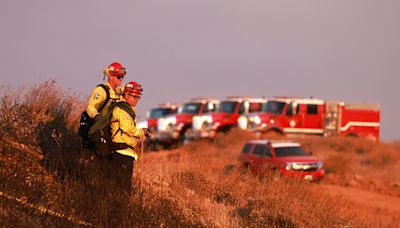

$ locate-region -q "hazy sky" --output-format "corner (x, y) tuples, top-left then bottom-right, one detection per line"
(1, 0), (399, 141)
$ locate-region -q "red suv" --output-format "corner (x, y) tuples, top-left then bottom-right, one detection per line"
(239, 140), (325, 181)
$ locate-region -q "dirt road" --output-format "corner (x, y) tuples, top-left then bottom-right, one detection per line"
(320, 184), (400, 224)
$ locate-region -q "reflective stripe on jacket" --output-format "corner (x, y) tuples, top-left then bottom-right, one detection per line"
(110, 103), (144, 160)
(86, 82), (123, 118)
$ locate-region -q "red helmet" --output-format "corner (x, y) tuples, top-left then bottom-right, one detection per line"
(125, 81), (143, 96)
(104, 62), (126, 77)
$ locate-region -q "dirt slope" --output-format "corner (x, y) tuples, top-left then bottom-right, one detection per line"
(1, 130), (400, 227)
(137, 132), (400, 227)
(323, 184), (400, 213)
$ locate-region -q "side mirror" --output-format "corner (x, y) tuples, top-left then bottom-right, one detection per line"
(308, 151), (313, 155)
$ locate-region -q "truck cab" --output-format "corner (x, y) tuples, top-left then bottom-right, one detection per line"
(188, 96), (266, 139)
(238, 97), (326, 137)
(137, 102), (179, 133)
(155, 98), (219, 147)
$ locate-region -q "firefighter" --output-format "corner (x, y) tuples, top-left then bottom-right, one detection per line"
(86, 62), (126, 120)
(109, 81), (149, 191)
(81, 62), (127, 184)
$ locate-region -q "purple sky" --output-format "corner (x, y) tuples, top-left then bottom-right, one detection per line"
(1, 0), (399, 141)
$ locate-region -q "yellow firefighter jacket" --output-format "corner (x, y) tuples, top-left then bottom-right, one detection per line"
(86, 82), (124, 118)
(110, 103), (145, 160)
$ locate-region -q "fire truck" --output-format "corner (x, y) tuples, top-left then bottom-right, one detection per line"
(238, 97), (381, 141)
(187, 96), (267, 140)
(136, 102), (179, 133)
(155, 98), (220, 148)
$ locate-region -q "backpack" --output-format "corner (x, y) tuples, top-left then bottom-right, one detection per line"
(88, 101), (136, 157)
(78, 84), (110, 149)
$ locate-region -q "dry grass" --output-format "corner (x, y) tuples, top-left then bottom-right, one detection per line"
(1, 81), (399, 227)
(141, 131), (400, 227)
(299, 137), (400, 196)
(0, 80), (204, 227)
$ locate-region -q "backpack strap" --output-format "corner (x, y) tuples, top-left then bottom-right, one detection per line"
(97, 84), (110, 113)
(88, 102), (117, 136)
(116, 102), (136, 120)
(110, 102), (138, 140)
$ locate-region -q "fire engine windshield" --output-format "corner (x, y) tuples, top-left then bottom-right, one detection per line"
(262, 101), (286, 114)
(178, 103), (202, 114)
(274, 146), (308, 157)
(148, 108), (175, 119)
(217, 101), (238, 113)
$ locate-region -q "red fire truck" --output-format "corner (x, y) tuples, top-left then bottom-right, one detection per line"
(238, 97), (380, 141)
(187, 96), (267, 140)
(137, 102), (179, 133)
(155, 98), (220, 147)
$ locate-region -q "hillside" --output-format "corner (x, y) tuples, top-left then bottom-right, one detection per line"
(1, 131), (400, 227)
(1, 81), (399, 227)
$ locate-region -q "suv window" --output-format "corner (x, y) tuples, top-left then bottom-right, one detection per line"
(275, 146), (308, 157)
(253, 144), (268, 156)
(242, 143), (253, 154)
(252, 144), (272, 157)
(264, 146), (272, 157)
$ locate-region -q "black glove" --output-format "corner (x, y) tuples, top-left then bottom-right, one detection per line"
(143, 128), (153, 138)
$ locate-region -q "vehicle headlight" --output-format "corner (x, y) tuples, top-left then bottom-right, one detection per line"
(238, 116), (248, 129)
(167, 116), (177, 130)
(202, 115), (213, 129)
(158, 116), (177, 131)
(193, 115), (213, 130)
(158, 118), (165, 131)
(170, 116), (177, 125)
(285, 162), (296, 171)
(248, 116), (261, 125)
